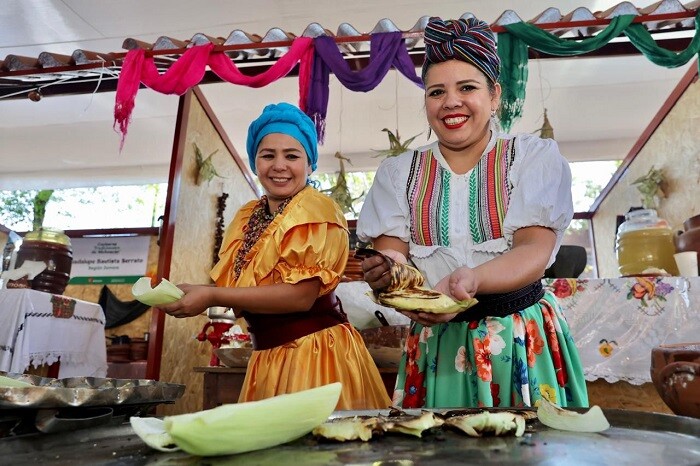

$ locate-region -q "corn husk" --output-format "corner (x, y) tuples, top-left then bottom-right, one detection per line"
(355, 248), (478, 314)
(372, 288), (478, 314)
(131, 277), (184, 306)
(382, 411), (444, 437)
(129, 417), (179, 452)
(537, 398), (610, 433)
(131, 382), (342, 457)
(385, 261), (425, 292)
(312, 416), (380, 442)
(0, 375), (33, 388)
(445, 411), (526, 437)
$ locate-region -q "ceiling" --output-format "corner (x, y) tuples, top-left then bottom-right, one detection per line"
(0, 0), (695, 191)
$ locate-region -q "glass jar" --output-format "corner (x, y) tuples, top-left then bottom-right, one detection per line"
(616, 209), (679, 276)
(15, 228), (73, 295)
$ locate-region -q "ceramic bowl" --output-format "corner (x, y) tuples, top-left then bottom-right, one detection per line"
(215, 347), (253, 368)
(650, 343), (700, 418)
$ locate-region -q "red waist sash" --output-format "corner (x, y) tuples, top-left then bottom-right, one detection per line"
(242, 291), (348, 350)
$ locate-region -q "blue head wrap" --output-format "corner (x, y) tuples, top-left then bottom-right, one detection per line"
(246, 102), (318, 174)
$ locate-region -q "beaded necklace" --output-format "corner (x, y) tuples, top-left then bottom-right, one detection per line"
(233, 195), (292, 280)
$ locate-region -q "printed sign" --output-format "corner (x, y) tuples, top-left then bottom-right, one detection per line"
(69, 236), (151, 285)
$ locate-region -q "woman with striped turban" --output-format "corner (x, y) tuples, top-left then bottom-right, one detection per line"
(160, 103), (390, 410)
(357, 17), (588, 409)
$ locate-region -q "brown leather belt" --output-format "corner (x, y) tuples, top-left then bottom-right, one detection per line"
(242, 291), (348, 350)
(451, 280), (545, 323)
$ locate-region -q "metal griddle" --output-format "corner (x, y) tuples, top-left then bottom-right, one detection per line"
(1, 409), (699, 465)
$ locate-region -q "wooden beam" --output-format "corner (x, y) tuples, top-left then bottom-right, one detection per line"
(0, 35), (693, 100)
(146, 90), (190, 381)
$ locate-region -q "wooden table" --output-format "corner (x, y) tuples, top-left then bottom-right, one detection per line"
(194, 366), (398, 409)
(194, 366), (248, 409)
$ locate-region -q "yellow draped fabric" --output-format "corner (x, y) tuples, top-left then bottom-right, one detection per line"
(211, 187), (391, 410)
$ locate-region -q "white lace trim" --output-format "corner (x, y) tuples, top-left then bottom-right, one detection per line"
(470, 237), (509, 253)
(584, 372), (649, 386)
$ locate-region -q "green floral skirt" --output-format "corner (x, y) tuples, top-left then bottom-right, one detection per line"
(392, 291), (589, 408)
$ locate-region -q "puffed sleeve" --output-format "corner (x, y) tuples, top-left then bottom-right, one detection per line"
(357, 154), (411, 243)
(275, 222), (349, 295)
(503, 134), (573, 265)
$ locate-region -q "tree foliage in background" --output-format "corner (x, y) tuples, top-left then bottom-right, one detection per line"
(0, 190), (36, 229)
(0, 189), (67, 231)
(0, 185), (164, 231)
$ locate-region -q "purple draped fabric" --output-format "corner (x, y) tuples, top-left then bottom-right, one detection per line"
(307, 32), (424, 142)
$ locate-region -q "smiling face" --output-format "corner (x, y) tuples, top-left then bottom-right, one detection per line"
(424, 60), (501, 166)
(255, 133), (311, 211)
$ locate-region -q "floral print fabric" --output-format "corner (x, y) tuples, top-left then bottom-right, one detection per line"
(393, 292), (589, 408)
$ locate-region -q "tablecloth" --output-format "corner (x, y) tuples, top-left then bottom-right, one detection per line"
(0, 288), (107, 378)
(544, 276), (699, 385)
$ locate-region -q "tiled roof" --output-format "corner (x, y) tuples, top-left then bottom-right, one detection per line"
(0, 1), (696, 99)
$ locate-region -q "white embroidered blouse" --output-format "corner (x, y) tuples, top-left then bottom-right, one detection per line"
(357, 129), (573, 288)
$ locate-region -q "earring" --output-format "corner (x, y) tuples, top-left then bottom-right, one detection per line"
(490, 109), (497, 118)
(427, 127), (433, 140)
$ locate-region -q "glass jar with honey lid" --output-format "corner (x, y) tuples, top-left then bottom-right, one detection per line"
(616, 209), (679, 276)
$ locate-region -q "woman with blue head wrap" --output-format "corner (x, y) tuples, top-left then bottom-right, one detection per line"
(246, 102), (318, 174)
(160, 102), (390, 410)
(357, 17), (588, 409)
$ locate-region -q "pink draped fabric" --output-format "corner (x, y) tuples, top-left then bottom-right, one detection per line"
(114, 37), (314, 150)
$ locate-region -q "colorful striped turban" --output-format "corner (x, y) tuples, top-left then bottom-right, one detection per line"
(246, 102), (318, 174)
(422, 17), (500, 84)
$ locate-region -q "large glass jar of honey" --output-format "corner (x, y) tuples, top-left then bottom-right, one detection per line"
(616, 209), (679, 276)
(15, 228), (73, 295)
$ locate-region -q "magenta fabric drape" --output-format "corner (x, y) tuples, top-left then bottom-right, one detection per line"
(114, 38), (314, 149)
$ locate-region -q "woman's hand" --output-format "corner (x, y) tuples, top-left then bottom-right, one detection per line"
(435, 266), (478, 301)
(158, 284), (214, 318)
(360, 249), (407, 292)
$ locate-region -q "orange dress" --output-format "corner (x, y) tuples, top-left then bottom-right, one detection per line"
(210, 187), (390, 410)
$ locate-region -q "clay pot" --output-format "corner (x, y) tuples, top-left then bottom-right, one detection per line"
(650, 343), (700, 418)
(675, 214), (700, 256)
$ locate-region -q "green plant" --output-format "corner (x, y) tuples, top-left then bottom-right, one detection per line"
(631, 166), (666, 210)
(193, 142), (225, 185)
(32, 189), (54, 231)
(320, 152), (364, 216)
(372, 128), (421, 158)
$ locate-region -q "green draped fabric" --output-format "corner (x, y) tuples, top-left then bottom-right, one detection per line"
(497, 12), (700, 131)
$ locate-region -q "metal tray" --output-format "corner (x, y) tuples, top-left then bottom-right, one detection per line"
(2, 408), (698, 465)
(0, 371), (185, 408)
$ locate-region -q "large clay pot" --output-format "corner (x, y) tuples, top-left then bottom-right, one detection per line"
(675, 214), (700, 256)
(650, 343), (700, 418)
